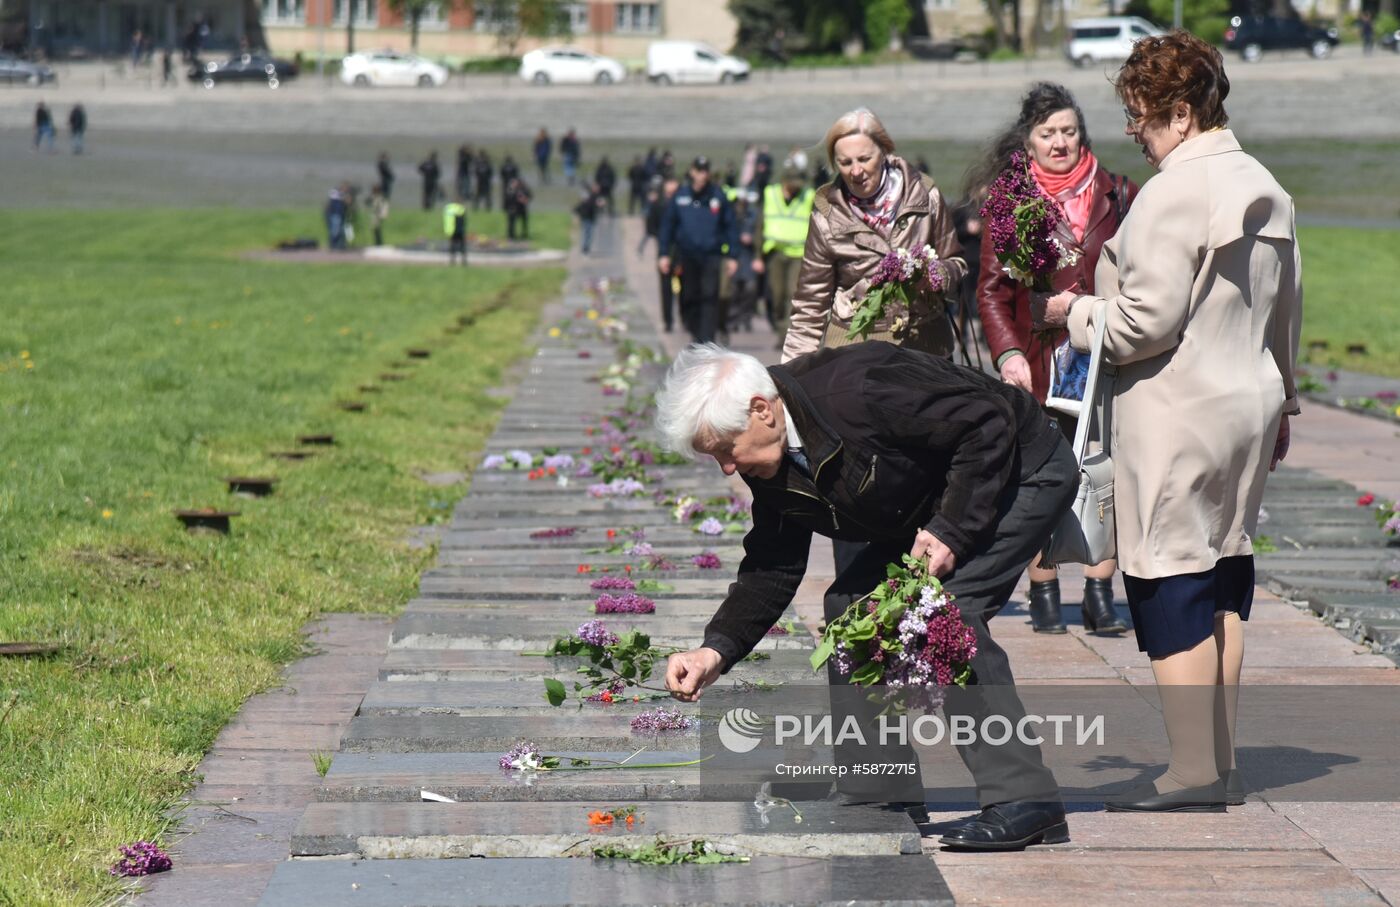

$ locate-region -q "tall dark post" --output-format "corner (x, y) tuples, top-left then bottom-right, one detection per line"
(346, 1), (355, 54)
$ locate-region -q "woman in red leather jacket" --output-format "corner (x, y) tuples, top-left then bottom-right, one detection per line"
(970, 82), (1139, 636)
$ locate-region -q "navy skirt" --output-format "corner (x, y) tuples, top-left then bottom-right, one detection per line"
(1122, 555), (1254, 658)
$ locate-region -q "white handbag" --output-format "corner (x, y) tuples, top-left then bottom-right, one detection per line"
(1042, 300), (1116, 567)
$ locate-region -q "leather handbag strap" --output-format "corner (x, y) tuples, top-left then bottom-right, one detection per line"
(1069, 300), (1109, 466)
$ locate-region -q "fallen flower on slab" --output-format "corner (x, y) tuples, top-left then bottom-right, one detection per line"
(109, 842), (172, 877)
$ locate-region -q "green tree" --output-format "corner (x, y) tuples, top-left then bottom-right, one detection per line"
(385, 0), (462, 51)
(474, 0), (572, 55)
(864, 0), (912, 50)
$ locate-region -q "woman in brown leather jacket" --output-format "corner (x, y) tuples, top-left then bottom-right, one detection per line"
(970, 82), (1139, 636)
(780, 108), (967, 364)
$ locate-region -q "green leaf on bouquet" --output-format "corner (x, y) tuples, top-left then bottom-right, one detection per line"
(845, 617), (877, 641)
(850, 660), (884, 686)
(544, 678), (568, 706)
(810, 637), (835, 670)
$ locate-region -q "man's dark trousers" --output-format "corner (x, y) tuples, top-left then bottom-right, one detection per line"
(822, 440), (1078, 807)
(677, 254), (722, 343)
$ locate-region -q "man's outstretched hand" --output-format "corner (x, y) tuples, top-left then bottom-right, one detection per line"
(665, 647), (725, 702)
(911, 529), (957, 578)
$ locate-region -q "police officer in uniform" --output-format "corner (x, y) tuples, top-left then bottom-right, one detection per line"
(657, 157), (738, 344)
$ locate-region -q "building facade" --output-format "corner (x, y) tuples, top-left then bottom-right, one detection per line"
(10, 0), (256, 57)
(261, 1), (738, 62)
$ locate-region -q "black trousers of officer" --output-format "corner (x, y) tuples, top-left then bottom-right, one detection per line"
(677, 253), (722, 344)
(822, 439), (1078, 808)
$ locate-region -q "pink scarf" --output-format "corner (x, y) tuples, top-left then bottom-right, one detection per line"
(1030, 149), (1098, 241)
(845, 164), (903, 235)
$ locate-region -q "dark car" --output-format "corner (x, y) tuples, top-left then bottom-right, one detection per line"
(0, 54), (56, 85)
(1224, 15), (1339, 62)
(189, 52), (297, 88)
(1382, 27), (1400, 52)
(906, 35), (989, 62)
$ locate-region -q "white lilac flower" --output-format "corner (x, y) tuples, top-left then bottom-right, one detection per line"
(627, 541), (654, 557)
(481, 454), (507, 469)
(542, 453), (575, 470)
(508, 449), (534, 468)
(697, 518), (724, 536)
(672, 495), (699, 522)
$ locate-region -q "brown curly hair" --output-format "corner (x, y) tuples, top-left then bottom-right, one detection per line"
(1116, 30), (1230, 131)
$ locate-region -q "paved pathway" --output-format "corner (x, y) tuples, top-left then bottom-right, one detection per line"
(134, 215), (1399, 905)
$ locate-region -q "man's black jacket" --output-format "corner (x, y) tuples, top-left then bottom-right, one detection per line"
(701, 342), (1062, 671)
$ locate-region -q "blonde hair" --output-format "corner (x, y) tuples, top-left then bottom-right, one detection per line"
(823, 108), (896, 169)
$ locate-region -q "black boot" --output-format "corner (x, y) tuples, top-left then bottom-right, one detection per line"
(1081, 578), (1129, 634)
(1028, 579), (1067, 634)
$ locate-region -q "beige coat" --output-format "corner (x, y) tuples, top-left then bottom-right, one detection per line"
(781, 156), (966, 362)
(1067, 129), (1302, 580)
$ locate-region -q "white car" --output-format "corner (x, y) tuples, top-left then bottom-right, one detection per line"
(646, 40), (749, 85)
(1064, 17), (1163, 67)
(519, 46), (626, 85)
(340, 50), (449, 87)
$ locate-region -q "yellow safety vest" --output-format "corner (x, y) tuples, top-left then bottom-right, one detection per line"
(443, 202), (467, 236)
(762, 184), (814, 257)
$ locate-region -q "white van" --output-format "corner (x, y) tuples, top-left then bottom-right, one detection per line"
(646, 40), (749, 85)
(1064, 17), (1163, 67)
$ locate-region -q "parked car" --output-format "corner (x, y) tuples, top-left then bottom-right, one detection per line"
(906, 35), (989, 62)
(1224, 15), (1339, 61)
(0, 54), (56, 85)
(646, 40), (749, 85)
(190, 52), (298, 88)
(1383, 27), (1400, 52)
(340, 50), (448, 87)
(519, 46), (626, 85)
(1064, 16), (1163, 67)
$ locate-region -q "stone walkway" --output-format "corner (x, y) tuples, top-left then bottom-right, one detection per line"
(134, 216), (1399, 905)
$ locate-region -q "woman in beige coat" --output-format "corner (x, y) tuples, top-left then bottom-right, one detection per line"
(1035, 32), (1301, 814)
(780, 108), (966, 363)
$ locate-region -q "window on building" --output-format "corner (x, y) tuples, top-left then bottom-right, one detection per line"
(332, 0), (377, 26)
(417, 1), (447, 28)
(565, 2), (589, 33)
(614, 2), (660, 33)
(263, 0), (306, 25)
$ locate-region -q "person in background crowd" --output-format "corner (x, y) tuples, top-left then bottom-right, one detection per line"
(757, 163), (815, 348)
(560, 128), (581, 186)
(68, 103), (86, 155)
(418, 150), (440, 211)
(575, 181), (605, 254)
(643, 146), (660, 181)
(627, 155), (649, 216)
(739, 143), (757, 188)
(34, 101), (54, 152)
(645, 178), (681, 331)
(377, 151), (395, 201)
(504, 176), (533, 240)
(594, 155), (617, 216)
(1032, 31), (1301, 814)
(725, 192), (761, 336)
(722, 160), (740, 190)
(499, 154), (520, 208)
(161, 47), (174, 85)
(443, 196), (468, 265)
(752, 144), (774, 193)
(657, 156), (738, 344)
(369, 184), (389, 247)
(456, 145), (474, 201)
(1359, 10), (1376, 54)
(971, 81), (1139, 635)
(533, 128), (552, 184)
(473, 150), (494, 210)
(659, 148), (676, 180)
(324, 184), (348, 250)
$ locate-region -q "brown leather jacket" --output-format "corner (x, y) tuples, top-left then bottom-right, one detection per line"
(978, 166), (1139, 403)
(781, 156), (967, 362)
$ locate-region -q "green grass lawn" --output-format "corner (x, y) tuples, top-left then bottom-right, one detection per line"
(1297, 226), (1400, 379)
(0, 209), (567, 906)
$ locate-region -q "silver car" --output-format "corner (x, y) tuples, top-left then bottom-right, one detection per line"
(0, 55), (57, 86)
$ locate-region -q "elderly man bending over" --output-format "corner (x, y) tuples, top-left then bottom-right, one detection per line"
(656, 342), (1079, 851)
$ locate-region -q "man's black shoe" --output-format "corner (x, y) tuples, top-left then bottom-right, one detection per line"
(937, 801), (1069, 851)
(1105, 778), (1226, 813)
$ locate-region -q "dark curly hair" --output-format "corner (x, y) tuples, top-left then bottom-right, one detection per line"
(963, 82), (1091, 201)
(1117, 30), (1230, 130)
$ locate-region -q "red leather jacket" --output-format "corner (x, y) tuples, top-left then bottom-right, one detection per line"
(979, 167), (1139, 402)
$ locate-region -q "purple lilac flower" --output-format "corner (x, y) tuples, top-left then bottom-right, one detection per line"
(1384, 515), (1400, 535)
(109, 842), (173, 877)
(595, 592), (656, 614)
(871, 250), (903, 288)
(646, 555), (677, 571)
(481, 454), (507, 470)
(766, 624), (790, 636)
(627, 541), (654, 557)
(577, 619), (620, 647)
(691, 552), (723, 570)
(590, 575), (637, 591)
(508, 449), (535, 468)
(542, 453), (575, 470)
(725, 497), (752, 518)
(1376, 391), (1398, 401)
(529, 526), (578, 539)
(588, 478), (645, 498)
(574, 459), (596, 477)
(630, 706), (694, 733)
(499, 740), (544, 772)
(587, 679), (626, 702)
(697, 517), (724, 536)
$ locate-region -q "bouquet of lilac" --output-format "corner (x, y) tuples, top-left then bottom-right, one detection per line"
(981, 150), (1080, 291)
(811, 554), (977, 711)
(847, 245), (946, 341)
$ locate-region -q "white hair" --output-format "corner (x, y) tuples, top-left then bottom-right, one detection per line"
(655, 344), (778, 459)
